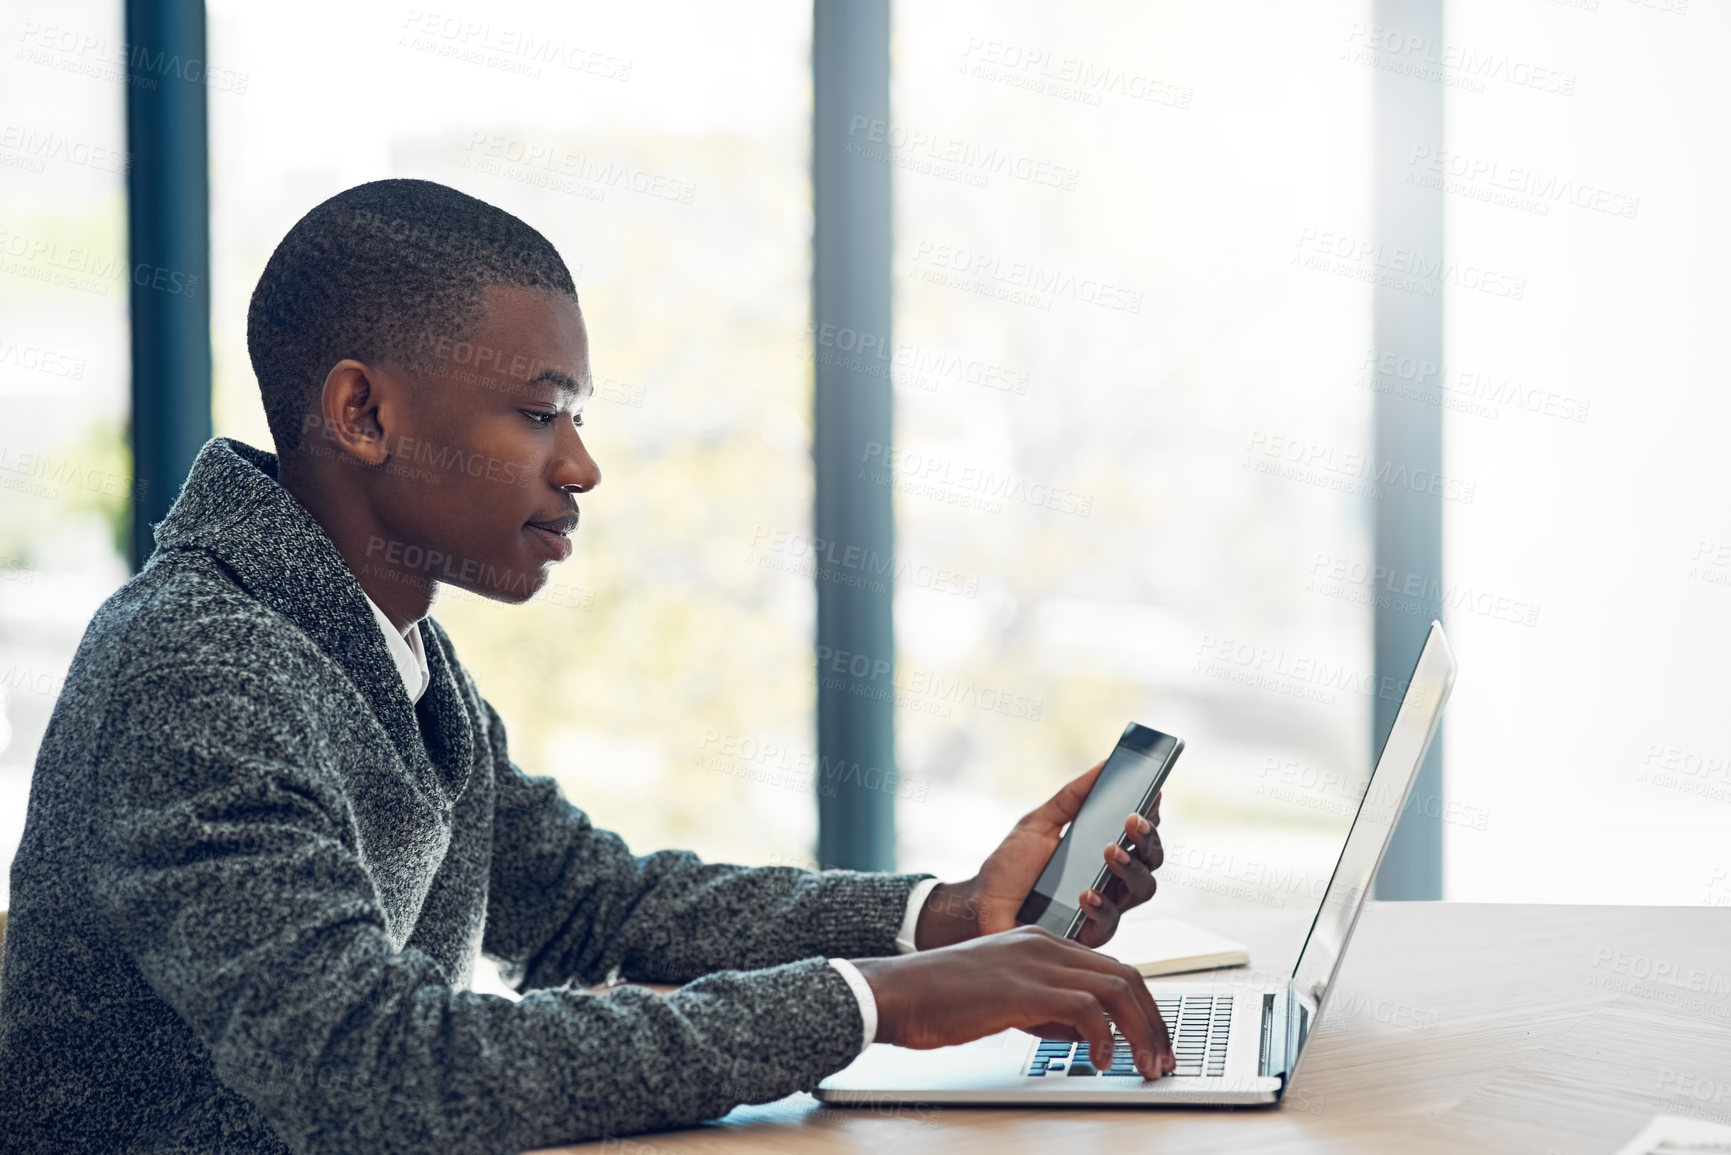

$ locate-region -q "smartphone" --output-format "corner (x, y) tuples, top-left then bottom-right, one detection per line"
(1015, 723), (1184, 939)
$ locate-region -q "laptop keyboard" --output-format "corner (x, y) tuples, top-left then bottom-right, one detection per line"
(1027, 995), (1233, 1079)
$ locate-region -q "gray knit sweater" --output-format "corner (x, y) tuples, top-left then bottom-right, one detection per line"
(0, 437), (926, 1154)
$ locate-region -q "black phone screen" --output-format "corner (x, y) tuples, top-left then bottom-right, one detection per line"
(1016, 724), (1182, 938)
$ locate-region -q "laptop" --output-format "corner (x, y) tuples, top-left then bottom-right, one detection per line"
(816, 620), (1457, 1108)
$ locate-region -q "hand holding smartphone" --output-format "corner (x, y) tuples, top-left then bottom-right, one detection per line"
(1015, 723), (1183, 939)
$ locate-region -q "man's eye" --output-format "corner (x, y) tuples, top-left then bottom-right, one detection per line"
(573, 412), (585, 428)
(522, 411), (556, 427)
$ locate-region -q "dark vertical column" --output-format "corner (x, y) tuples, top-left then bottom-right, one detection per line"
(126, 0), (212, 570)
(812, 0), (896, 871)
(1371, 0), (1446, 899)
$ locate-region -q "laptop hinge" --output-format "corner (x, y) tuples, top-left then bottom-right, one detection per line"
(1258, 992), (1274, 1077)
(1261, 989), (1292, 1082)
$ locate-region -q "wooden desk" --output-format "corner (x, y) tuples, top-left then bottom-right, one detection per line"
(533, 903), (1731, 1154)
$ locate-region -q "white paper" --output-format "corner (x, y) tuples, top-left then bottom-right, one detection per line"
(1613, 1114), (1731, 1155)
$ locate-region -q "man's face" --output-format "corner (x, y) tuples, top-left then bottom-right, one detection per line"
(364, 283), (601, 603)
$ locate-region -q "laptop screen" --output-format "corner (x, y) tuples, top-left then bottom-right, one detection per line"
(1284, 621), (1456, 1072)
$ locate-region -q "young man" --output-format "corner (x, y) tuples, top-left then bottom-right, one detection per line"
(0, 179), (1172, 1154)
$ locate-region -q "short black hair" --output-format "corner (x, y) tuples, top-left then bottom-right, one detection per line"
(247, 178), (577, 452)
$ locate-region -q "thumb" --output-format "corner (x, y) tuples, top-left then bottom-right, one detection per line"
(1025, 760), (1106, 833)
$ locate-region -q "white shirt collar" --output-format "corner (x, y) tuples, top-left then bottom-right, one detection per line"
(361, 590), (430, 705)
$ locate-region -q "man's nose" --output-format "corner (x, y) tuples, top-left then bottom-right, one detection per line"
(554, 428), (601, 494)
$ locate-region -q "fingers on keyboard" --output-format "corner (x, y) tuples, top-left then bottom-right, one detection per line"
(1030, 995), (1233, 1078)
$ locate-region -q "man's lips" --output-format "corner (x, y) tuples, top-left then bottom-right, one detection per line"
(525, 511), (580, 535)
(524, 511), (578, 560)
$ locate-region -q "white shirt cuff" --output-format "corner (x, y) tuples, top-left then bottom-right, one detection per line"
(827, 958), (877, 1053)
(895, 877), (942, 954)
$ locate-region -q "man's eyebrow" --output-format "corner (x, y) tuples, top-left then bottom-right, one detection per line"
(529, 368), (594, 402)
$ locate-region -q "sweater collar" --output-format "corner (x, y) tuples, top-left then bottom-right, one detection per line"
(362, 589), (430, 705)
(150, 437), (473, 803)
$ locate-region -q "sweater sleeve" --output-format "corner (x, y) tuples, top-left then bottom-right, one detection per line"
(475, 697), (933, 992)
(90, 662), (879, 1155)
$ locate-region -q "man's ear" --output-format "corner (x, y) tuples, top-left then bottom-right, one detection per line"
(314, 359), (391, 467)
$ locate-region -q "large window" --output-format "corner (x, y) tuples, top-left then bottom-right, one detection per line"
(4, 0), (1725, 917)
(888, 0), (1378, 918)
(0, 0), (131, 909)
(1441, 0), (1731, 903)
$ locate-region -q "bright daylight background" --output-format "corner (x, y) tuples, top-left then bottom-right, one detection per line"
(2, 1), (1727, 937)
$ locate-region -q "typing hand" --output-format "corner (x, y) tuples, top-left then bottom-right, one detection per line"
(853, 926), (1176, 1079)
(913, 761), (1164, 951)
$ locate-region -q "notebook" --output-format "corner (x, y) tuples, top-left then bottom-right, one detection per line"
(1098, 917), (1250, 977)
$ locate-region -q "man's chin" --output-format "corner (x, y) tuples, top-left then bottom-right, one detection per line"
(444, 564), (551, 606)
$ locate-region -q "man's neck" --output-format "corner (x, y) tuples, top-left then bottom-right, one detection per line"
(279, 451), (434, 633)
